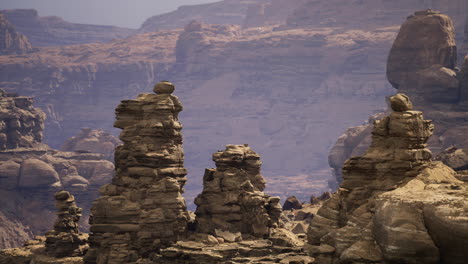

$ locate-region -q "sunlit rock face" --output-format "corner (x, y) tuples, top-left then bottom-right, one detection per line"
(194, 144), (282, 237)
(329, 9), (468, 187)
(85, 82), (190, 264)
(307, 94), (468, 264)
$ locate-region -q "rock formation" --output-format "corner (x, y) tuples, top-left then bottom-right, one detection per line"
(0, 14), (32, 55)
(85, 81), (189, 263)
(0, 92), (114, 249)
(307, 94), (468, 263)
(387, 10), (458, 104)
(0, 89), (45, 149)
(194, 144), (282, 237)
(329, 9), (468, 187)
(0, 9), (134, 47)
(45, 191), (88, 258)
(3, 2), (468, 211)
(61, 128), (121, 161)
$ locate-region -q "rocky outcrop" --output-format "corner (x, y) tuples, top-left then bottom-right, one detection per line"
(0, 89), (45, 150)
(0, 14), (32, 55)
(307, 94), (468, 263)
(85, 82), (189, 263)
(387, 10), (458, 104)
(61, 128), (121, 161)
(194, 144), (282, 237)
(45, 191), (88, 258)
(436, 146), (468, 171)
(0, 92), (114, 249)
(0, 9), (134, 47)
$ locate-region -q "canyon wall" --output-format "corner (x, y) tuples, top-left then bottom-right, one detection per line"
(1, 0), (468, 205)
(0, 14), (32, 55)
(0, 9), (134, 47)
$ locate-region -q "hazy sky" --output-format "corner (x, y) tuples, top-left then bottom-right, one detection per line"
(0, 0), (219, 28)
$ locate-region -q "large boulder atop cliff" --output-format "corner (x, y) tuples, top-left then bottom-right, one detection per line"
(307, 94), (468, 263)
(387, 10), (458, 103)
(0, 14), (32, 55)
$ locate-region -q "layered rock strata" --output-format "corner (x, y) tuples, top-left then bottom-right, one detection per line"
(0, 9), (134, 47)
(194, 144), (282, 237)
(0, 89), (45, 150)
(85, 81), (189, 263)
(0, 92), (114, 249)
(307, 94), (468, 263)
(45, 191), (88, 258)
(0, 14), (32, 55)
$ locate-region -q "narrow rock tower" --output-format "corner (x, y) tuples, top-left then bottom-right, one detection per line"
(85, 81), (189, 263)
(307, 94), (467, 263)
(45, 190), (87, 258)
(195, 144), (282, 237)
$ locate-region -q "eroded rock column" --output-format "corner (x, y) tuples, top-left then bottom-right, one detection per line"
(85, 81), (189, 263)
(45, 191), (88, 258)
(194, 144), (282, 238)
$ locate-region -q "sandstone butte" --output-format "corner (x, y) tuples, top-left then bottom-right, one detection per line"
(3, 0), (468, 206)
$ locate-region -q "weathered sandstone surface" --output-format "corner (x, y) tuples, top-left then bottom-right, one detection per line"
(0, 14), (32, 55)
(307, 94), (468, 263)
(2, 1), (468, 206)
(85, 82), (190, 263)
(0, 9), (134, 47)
(195, 144), (281, 236)
(330, 10), (468, 187)
(61, 128), (121, 161)
(0, 92), (114, 249)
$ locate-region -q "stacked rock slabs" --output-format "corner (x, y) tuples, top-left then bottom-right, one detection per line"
(85, 82), (190, 263)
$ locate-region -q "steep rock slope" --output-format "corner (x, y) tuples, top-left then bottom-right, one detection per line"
(0, 9), (134, 47)
(0, 14), (32, 55)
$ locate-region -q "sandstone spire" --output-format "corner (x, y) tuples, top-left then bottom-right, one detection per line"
(194, 144), (282, 238)
(45, 190), (88, 258)
(85, 81), (189, 263)
(306, 93), (467, 263)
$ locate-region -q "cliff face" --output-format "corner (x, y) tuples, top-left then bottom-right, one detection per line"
(0, 14), (32, 55)
(0, 9), (134, 47)
(138, 0), (266, 33)
(0, 92), (114, 249)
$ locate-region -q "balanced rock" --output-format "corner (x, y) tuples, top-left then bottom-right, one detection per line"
(45, 191), (88, 258)
(307, 94), (468, 263)
(389, 93), (412, 112)
(194, 144), (282, 237)
(85, 82), (189, 263)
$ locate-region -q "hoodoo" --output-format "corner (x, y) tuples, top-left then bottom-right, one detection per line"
(85, 81), (190, 263)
